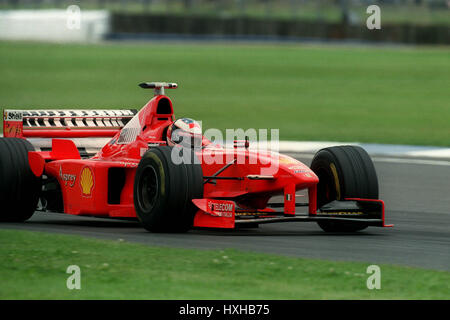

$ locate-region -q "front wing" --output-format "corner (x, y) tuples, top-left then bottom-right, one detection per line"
(192, 197), (392, 229)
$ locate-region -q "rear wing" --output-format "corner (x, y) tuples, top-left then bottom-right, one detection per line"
(3, 109), (138, 158)
(3, 109), (137, 138)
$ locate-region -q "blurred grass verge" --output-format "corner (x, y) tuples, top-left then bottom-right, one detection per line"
(0, 229), (449, 299)
(0, 41), (449, 146)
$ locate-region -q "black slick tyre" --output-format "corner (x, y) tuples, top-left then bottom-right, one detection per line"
(133, 146), (203, 232)
(0, 137), (41, 222)
(310, 145), (378, 232)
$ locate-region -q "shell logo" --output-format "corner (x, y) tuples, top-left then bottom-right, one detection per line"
(80, 167), (94, 196)
(278, 156), (298, 165)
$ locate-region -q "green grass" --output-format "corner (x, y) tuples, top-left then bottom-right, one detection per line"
(0, 229), (448, 299)
(0, 41), (449, 146)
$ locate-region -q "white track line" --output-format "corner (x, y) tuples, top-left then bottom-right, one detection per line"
(371, 157), (450, 167)
(276, 141), (450, 159)
(284, 152), (450, 166)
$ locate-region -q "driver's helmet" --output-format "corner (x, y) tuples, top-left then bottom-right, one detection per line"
(166, 118), (202, 148)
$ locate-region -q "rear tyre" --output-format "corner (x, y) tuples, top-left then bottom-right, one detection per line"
(0, 138), (41, 222)
(133, 146), (203, 232)
(310, 145), (378, 232)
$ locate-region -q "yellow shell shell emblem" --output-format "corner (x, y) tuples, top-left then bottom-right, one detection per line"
(80, 167), (94, 196)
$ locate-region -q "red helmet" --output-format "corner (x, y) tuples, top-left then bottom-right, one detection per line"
(166, 118), (202, 148)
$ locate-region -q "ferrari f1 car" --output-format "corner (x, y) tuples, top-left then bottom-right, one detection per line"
(1, 82), (392, 232)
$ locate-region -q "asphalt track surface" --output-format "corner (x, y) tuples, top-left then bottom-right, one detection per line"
(1, 154), (449, 271)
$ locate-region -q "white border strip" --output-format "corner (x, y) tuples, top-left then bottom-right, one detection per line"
(275, 141), (450, 160)
(281, 153), (450, 166)
(371, 157), (450, 167)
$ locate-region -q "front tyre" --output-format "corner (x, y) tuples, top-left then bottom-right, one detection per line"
(133, 146), (203, 232)
(0, 138), (41, 222)
(310, 145), (378, 232)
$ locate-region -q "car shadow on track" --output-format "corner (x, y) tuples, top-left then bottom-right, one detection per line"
(18, 213), (388, 237)
(24, 218), (142, 229)
(188, 227), (386, 238)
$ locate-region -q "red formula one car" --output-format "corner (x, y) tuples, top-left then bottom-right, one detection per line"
(1, 82), (392, 232)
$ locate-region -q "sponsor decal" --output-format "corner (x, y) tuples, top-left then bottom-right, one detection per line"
(320, 211), (364, 215)
(116, 161), (138, 168)
(235, 211), (275, 217)
(278, 156), (298, 165)
(80, 166), (94, 196)
(4, 110), (23, 122)
(4, 122), (23, 137)
(59, 166), (77, 187)
(207, 201), (234, 218)
(288, 165), (311, 174)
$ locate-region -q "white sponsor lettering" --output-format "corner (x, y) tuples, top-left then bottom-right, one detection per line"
(4, 110), (23, 122)
(59, 166), (77, 187)
(207, 201), (234, 217)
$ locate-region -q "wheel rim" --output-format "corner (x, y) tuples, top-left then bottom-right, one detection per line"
(138, 166), (159, 212)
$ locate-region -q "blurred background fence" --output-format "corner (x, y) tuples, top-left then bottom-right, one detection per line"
(0, 0), (448, 43)
(1, 1), (449, 24)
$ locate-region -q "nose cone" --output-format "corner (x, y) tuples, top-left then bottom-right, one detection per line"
(288, 165), (319, 184)
(277, 154), (319, 185)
